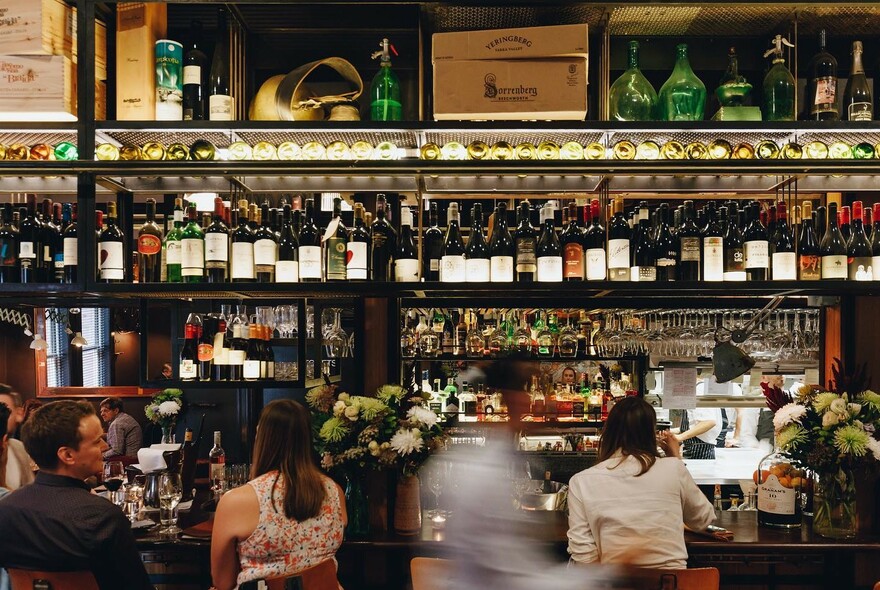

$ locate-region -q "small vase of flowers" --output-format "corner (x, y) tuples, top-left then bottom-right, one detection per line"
(145, 388), (184, 444)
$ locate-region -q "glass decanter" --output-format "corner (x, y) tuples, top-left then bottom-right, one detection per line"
(658, 43), (706, 121)
(609, 40), (658, 121)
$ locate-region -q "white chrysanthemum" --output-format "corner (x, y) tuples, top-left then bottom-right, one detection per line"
(830, 397), (848, 415)
(773, 403), (807, 430)
(333, 400), (346, 416)
(407, 406), (438, 428)
(848, 403), (862, 417)
(338, 393), (350, 402)
(866, 437), (880, 461)
(390, 428), (424, 456)
(344, 405), (359, 421)
(822, 411), (841, 428)
(158, 400), (181, 416)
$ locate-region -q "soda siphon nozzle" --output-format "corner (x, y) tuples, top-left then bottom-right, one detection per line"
(763, 34), (794, 61)
(371, 38), (398, 64)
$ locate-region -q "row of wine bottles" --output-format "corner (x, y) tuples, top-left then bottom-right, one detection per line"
(179, 312), (278, 382)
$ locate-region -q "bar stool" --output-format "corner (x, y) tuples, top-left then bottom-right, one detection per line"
(7, 569), (99, 590)
(410, 557), (453, 590)
(244, 559), (340, 590)
(652, 568), (720, 590)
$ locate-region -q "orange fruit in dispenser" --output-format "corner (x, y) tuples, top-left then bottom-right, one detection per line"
(753, 469), (771, 484)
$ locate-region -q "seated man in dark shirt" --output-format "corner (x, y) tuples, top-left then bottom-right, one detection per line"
(0, 400), (154, 590)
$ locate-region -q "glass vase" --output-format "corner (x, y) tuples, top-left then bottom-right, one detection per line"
(609, 40), (658, 121)
(813, 468), (858, 539)
(344, 472), (370, 538)
(658, 44), (706, 121)
(160, 425), (175, 445)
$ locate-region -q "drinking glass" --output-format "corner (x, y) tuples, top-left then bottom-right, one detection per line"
(465, 323), (485, 357)
(158, 472), (183, 534)
(124, 480), (144, 522)
(103, 461), (125, 506)
(426, 463), (446, 517)
(558, 315), (579, 358)
(324, 309), (349, 358)
(274, 305), (297, 339)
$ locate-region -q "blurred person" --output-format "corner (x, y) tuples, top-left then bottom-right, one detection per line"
(561, 366), (577, 385)
(20, 399), (42, 429)
(0, 386), (34, 490)
(0, 404), (9, 590)
(99, 397), (143, 460)
(159, 363), (173, 380)
(0, 401), (153, 590)
(568, 397), (715, 569)
(211, 399), (346, 590)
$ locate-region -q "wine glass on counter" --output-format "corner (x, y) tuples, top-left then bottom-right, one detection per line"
(103, 461), (125, 506)
(158, 472), (183, 535)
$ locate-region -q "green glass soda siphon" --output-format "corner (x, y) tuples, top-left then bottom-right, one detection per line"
(762, 35), (796, 121)
(370, 38), (402, 121)
(658, 44), (706, 121)
(609, 40), (658, 121)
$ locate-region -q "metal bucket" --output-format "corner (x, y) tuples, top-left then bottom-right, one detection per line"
(519, 480), (568, 511)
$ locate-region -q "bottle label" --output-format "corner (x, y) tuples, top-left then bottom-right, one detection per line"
(772, 252), (797, 280)
(849, 256), (873, 281)
(99, 242), (124, 279)
(43, 245), (52, 263)
(800, 254), (821, 280)
(181, 238), (205, 275)
(326, 237), (347, 280)
(515, 237), (537, 271)
(230, 242), (255, 279)
(490, 256), (514, 282)
(812, 77), (837, 113)
(758, 474), (796, 515)
(703, 237), (724, 281)
(440, 255), (466, 283)
(821, 255), (848, 279)
(725, 245), (744, 274)
(166, 241), (182, 265)
(395, 258), (419, 282)
(180, 359), (197, 380)
(630, 266), (656, 282)
(848, 103), (873, 122)
(607, 239), (629, 270)
(197, 343), (214, 362)
(275, 260), (299, 282)
(462, 400), (478, 416)
(63, 237), (77, 266)
(586, 248), (607, 280)
(744, 240), (769, 269)
(209, 94), (233, 120)
(536, 256), (563, 282)
(346, 241), (368, 280)
(299, 245), (322, 279)
(183, 65), (201, 86)
(210, 462), (226, 482)
(19, 241), (35, 259)
(465, 258), (490, 282)
(229, 350), (246, 366)
(563, 243), (584, 279)
(429, 258), (440, 272)
(243, 360), (261, 379)
(205, 233), (228, 263)
(254, 238), (278, 266)
(138, 233), (162, 255)
(680, 237), (700, 262)
(0, 238), (14, 267)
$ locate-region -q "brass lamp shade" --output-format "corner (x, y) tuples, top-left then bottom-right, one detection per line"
(712, 340), (755, 384)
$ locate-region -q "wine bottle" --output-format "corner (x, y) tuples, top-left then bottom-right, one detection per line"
(722, 203), (745, 281)
(18, 202), (39, 283)
(263, 324), (275, 380)
(465, 203), (490, 283)
(230, 200), (255, 282)
(253, 203), (278, 283)
(137, 198), (163, 282)
(441, 203), (466, 283)
(243, 324), (261, 380)
(299, 197), (322, 282)
(197, 316), (215, 381)
(0, 207), (18, 283)
(208, 8), (233, 121)
(488, 202), (514, 282)
(324, 196), (348, 282)
(821, 202), (847, 280)
(701, 203), (723, 282)
(209, 431), (226, 496)
(536, 203), (562, 282)
(839, 206), (852, 243)
(847, 201), (873, 280)
(514, 200), (537, 282)
(743, 203), (769, 281)
(180, 313), (200, 381)
(805, 29), (839, 121)
(98, 202), (125, 282)
(561, 202), (585, 281)
(205, 197), (229, 282)
(677, 200), (701, 281)
(422, 202), (443, 282)
(394, 206), (419, 282)
(183, 20), (208, 121)
(41, 200), (61, 283)
(799, 201), (821, 280)
(370, 194), (397, 282)
(607, 199), (630, 281)
(181, 204), (205, 283)
(61, 203), (76, 283)
(585, 199), (607, 281)
(771, 202), (796, 280)
(631, 203), (656, 281)
(346, 203), (369, 281)
(276, 204), (299, 283)
(654, 203), (677, 281)
(843, 41), (873, 121)
(871, 203), (880, 281)
(163, 198), (184, 283)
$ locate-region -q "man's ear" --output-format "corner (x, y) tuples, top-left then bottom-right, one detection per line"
(57, 445), (77, 466)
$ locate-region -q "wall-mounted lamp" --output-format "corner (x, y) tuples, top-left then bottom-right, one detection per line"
(70, 332), (88, 347)
(29, 333), (48, 350)
(713, 297), (784, 383)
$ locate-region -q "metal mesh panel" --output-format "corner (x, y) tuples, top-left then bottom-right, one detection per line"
(796, 6), (880, 37)
(97, 130), (236, 149)
(795, 130), (880, 148)
(606, 129), (795, 149)
(0, 132), (77, 147)
(426, 4), (607, 33)
(609, 6), (701, 37)
(685, 6), (796, 36)
(425, 130), (604, 148)
(234, 130), (417, 148)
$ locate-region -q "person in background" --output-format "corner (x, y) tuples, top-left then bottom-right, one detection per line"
(0, 401), (153, 590)
(211, 400), (346, 590)
(0, 386), (34, 490)
(568, 397), (715, 569)
(20, 399), (42, 432)
(99, 397), (143, 461)
(0, 403), (10, 590)
(159, 363), (173, 380)
(561, 366), (578, 385)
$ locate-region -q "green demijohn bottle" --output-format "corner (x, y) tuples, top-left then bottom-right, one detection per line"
(658, 44), (706, 121)
(370, 38), (402, 121)
(609, 40), (658, 121)
(762, 35), (796, 122)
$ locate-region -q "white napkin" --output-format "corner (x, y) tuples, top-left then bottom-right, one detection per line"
(142, 499), (193, 513)
(131, 519), (155, 529)
(137, 448), (168, 473)
(151, 443), (181, 452)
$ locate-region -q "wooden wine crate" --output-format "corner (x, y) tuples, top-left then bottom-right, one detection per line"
(0, 54), (76, 120)
(72, 8), (108, 81)
(0, 0), (72, 57)
(95, 79), (106, 120)
(116, 2), (167, 120)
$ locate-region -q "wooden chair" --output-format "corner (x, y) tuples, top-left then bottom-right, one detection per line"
(655, 567), (720, 590)
(7, 569), (99, 590)
(261, 559), (340, 590)
(410, 557), (454, 590)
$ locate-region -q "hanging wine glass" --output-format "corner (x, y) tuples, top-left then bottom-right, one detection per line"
(513, 310), (533, 354)
(419, 329), (441, 357)
(558, 311), (579, 358)
(400, 314), (417, 358)
(465, 311), (485, 357)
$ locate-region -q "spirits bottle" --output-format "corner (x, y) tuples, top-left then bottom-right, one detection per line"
(743, 202), (769, 281)
(585, 199), (607, 281)
(847, 201), (873, 280)
(98, 202), (125, 282)
(677, 200), (701, 281)
(798, 201), (821, 280)
(658, 44), (706, 121)
(208, 7), (232, 120)
(757, 451), (802, 528)
(346, 203), (369, 281)
(607, 199), (630, 281)
(181, 204), (205, 283)
(771, 202), (796, 280)
(609, 40), (658, 121)
(514, 200), (537, 282)
(394, 206), (419, 282)
(489, 202), (514, 282)
(805, 29), (839, 121)
(299, 198), (322, 282)
(182, 20), (208, 121)
(820, 202), (847, 280)
(209, 431), (226, 497)
(276, 204), (299, 283)
(762, 35), (796, 122)
(370, 194), (397, 281)
(370, 38), (402, 121)
(324, 197), (348, 282)
(843, 41), (873, 121)
(441, 203), (466, 283)
(561, 202), (585, 281)
(422, 202), (443, 281)
(536, 203), (562, 282)
(254, 203), (278, 283)
(230, 200), (255, 282)
(138, 198), (163, 283)
(205, 197), (229, 283)
(465, 203), (490, 282)
(702, 204), (724, 282)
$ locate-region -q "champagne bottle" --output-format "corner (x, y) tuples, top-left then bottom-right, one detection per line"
(848, 201), (873, 280)
(441, 203), (466, 283)
(62, 203), (76, 283)
(230, 200), (255, 282)
(138, 198), (163, 283)
(394, 206), (419, 282)
(771, 202), (796, 280)
(465, 203), (490, 282)
(164, 198), (184, 283)
(561, 202), (585, 281)
(205, 197), (229, 283)
(514, 200), (537, 282)
(821, 202), (847, 280)
(489, 203), (514, 282)
(805, 29), (839, 121)
(298, 197), (322, 282)
(182, 20), (208, 121)
(98, 202), (125, 282)
(677, 200), (701, 281)
(799, 201), (821, 280)
(607, 199), (630, 281)
(181, 204), (205, 283)
(536, 203), (562, 282)
(370, 194), (396, 282)
(208, 8), (232, 121)
(276, 204), (299, 283)
(324, 196), (348, 281)
(422, 202), (443, 282)
(346, 203), (369, 281)
(254, 203), (278, 283)
(843, 41), (873, 121)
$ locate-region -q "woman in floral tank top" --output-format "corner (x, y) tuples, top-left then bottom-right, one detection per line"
(211, 400), (347, 590)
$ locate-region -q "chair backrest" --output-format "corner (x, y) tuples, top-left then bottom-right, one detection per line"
(410, 557), (454, 590)
(7, 569), (100, 590)
(658, 567), (720, 590)
(263, 559), (339, 590)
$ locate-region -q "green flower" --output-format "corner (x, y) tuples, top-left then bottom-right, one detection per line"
(376, 384), (406, 404)
(833, 424), (870, 457)
(350, 396), (388, 420)
(813, 392), (840, 414)
(859, 390), (880, 410)
(776, 424), (808, 451)
(319, 417), (349, 443)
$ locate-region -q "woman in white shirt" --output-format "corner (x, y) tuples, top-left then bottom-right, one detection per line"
(567, 397), (715, 570)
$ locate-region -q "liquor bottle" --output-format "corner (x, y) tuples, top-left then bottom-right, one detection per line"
(182, 20), (208, 120)
(208, 431), (226, 497)
(771, 202), (797, 280)
(276, 204), (299, 283)
(346, 203), (369, 281)
(164, 198), (184, 283)
(821, 202), (848, 280)
(607, 199), (630, 281)
(743, 203), (769, 281)
(370, 194), (397, 282)
(205, 197), (229, 282)
(677, 200), (701, 281)
(98, 202), (125, 282)
(654, 203), (677, 281)
(514, 200), (537, 282)
(0, 207), (17, 283)
(465, 203), (490, 282)
(805, 29), (839, 121)
(180, 313), (200, 380)
(843, 41), (873, 121)
(61, 203), (76, 283)
(137, 198), (163, 282)
(799, 201), (821, 280)
(561, 202), (585, 281)
(762, 35), (796, 122)
(757, 450), (802, 528)
(459, 382), (478, 422)
(208, 8), (233, 120)
(254, 203), (279, 283)
(17, 202), (39, 283)
(369, 38), (402, 121)
(542, 471), (553, 494)
(488, 202), (514, 282)
(610, 40), (658, 121)
(631, 203), (656, 281)
(848, 201), (873, 280)
(422, 202), (443, 281)
(658, 44), (706, 121)
(181, 204), (205, 283)
(585, 199), (607, 281)
(197, 316), (215, 381)
(441, 202), (466, 283)
(443, 378), (459, 424)
(298, 197), (322, 282)
(536, 203), (562, 282)
(702, 204), (723, 282)
(872, 203), (880, 281)
(394, 206), (419, 282)
(325, 197), (348, 281)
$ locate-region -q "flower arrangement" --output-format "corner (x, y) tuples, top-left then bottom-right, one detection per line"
(306, 382), (445, 476)
(145, 388), (184, 429)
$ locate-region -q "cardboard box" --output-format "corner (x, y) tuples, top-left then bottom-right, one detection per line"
(72, 9), (108, 80)
(116, 2), (167, 120)
(0, 54), (76, 120)
(432, 24), (588, 62)
(433, 58), (587, 121)
(0, 0), (72, 56)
